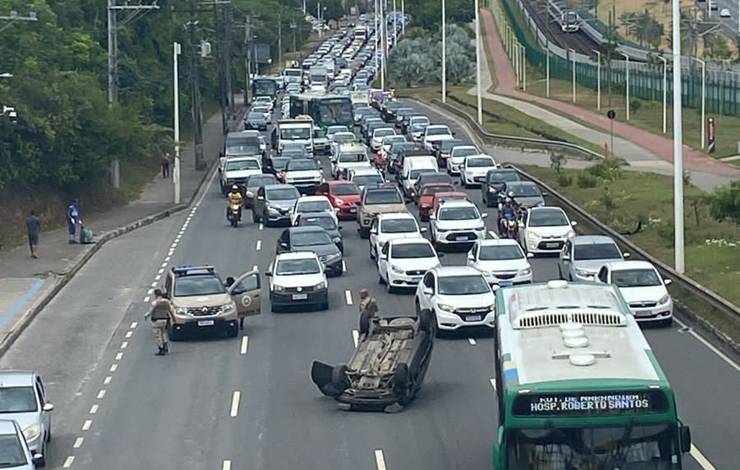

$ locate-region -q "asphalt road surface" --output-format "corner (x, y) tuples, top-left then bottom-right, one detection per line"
(1, 99), (738, 470)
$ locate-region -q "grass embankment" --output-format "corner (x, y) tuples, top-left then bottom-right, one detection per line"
(519, 162), (740, 342)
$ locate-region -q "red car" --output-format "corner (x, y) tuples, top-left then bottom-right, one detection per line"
(316, 180), (361, 220)
(418, 183), (456, 221)
(429, 191), (469, 220)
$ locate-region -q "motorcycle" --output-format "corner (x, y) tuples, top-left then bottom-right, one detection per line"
(227, 202), (242, 228)
(498, 212), (521, 240)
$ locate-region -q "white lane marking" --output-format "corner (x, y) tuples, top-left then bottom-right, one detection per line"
(161, 262), (168, 268)
(489, 378), (497, 391)
(342, 260), (347, 272)
(147, 288), (154, 294)
(96, 390), (106, 399)
(154, 274), (161, 281)
(259, 223), (264, 230)
(674, 318), (740, 372)
(143, 296), (150, 303)
(488, 230), (499, 239)
(73, 437), (84, 449)
(109, 364), (118, 373)
(345, 290), (353, 305)
(90, 404), (98, 414)
(125, 331), (133, 338)
(230, 391), (241, 417)
(165, 256), (171, 262)
(374, 449), (387, 470)
(690, 445), (717, 470)
(468, 338), (477, 345)
(82, 419), (92, 431)
(256, 240), (262, 251)
(222, 461), (232, 470)
(115, 352), (123, 361)
(240, 336), (249, 355)
(150, 281), (158, 287)
(130, 321), (137, 329)
(63, 456), (75, 468)
(352, 330), (359, 347)
(158, 268), (165, 274)
(194, 161), (219, 207)
(121, 341), (128, 349)
(104, 376), (112, 385)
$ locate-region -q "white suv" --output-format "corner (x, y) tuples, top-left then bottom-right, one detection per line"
(377, 238), (441, 293)
(220, 156), (262, 194)
(429, 200), (488, 250)
(422, 124), (455, 152)
(596, 261), (673, 326)
(459, 154), (497, 187)
(369, 212), (424, 260)
(290, 195), (337, 226)
(414, 266), (496, 335)
(267, 252), (329, 312)
(446, 145), (479, 175)
(519, 206), (576, 255)
(466, 239), (532, 286)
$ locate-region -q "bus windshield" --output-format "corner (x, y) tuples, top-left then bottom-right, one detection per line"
(253, 79), (277, 97)
(507, 425), (677, 470)
(316, 98), (353, 127)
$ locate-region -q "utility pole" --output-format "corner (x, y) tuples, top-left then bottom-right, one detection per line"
(671, 0), (685, 273)
(475, 0), (482, 124)
(243, 16), (254, 104)
(278, 13), (283, 70)
(173, 42), (182, 204)
(189, 0), (206, 170)
(442, 0), (447, 102)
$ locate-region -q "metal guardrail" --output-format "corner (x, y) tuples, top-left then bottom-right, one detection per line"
(429, 97), (605, 161)
(425, 97), (740, 355)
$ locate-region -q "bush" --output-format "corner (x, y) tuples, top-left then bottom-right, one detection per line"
(709, 181), (740, 223)
(577, 173), (599, 188)
(587, 159), (623, 182)
(599, 188), (617, 211)
(557, 173), (573, 187)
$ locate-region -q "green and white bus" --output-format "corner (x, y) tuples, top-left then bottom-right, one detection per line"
(493, 280), (692, 469)
(289, 94), (354, 130)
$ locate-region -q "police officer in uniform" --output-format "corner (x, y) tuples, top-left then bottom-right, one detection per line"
(358, 288), (378, 319)
(145, 289), (173, 355)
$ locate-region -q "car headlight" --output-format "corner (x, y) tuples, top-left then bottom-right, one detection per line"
(273, 284), (285, 292)
(314, 280), (328, 290)
(576, 268), (593, 277)
(527, 231), (541, 242)
(334, 198), (344, 205)
(659, 294), (671, 304)
(567, 229), (576, 238)
(332, 236), (342, 244)
(391, 264), (404, 274)
(175, 307), (188, 315)
(437, 303), (456, 313)
(520, 267), (532, 276)
(267, 205), (280, 214)
(436, 226), (450, 232)
(221, 303), (235, 313)
(324, 253), (342, 263)
(475, 224), (486, 231)
(23, 423), (40, 442)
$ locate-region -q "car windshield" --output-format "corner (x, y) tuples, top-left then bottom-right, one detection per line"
(440, 140), (462, 151)
(174, 275), (226, 297)
(276, 258), (321, 275)
(410, 118), (430, 126)
(270, 158), (290, 170)
(509, 183), (540, 196)
(426, 127), (450, 136)
(574, 243), (622, 260)
(267, 187), (299, 200)
(353, 175), (384, 187)
(421, 184), (454, 196)
(227, 143), (260, 155)
(381, 218), (418, 234)
(438, 275), (490, 295)
(374, 129), (395, 138)
(287, 160), (318, 171)
(332, 184), (360, 196)
(391, 243), (435, 259)
(529, 209), (569, 227)
(252, 106), (269, 114)
(439, 206), (479, 221)
(453, 147), (478, 158)
(611, 269), (662, 287)
(225, 159), (259, 171)
(333, 133), (356, 143)
(365, 190), (402, 204)
(479, 245), (523, 261)
(339, 153), (368, 163)
(0, 434), (27, 466)
(0, 386), (37, 413)
(292, 231), (333, 246)
(489, 171), (521, 183)
(247, 112), (265, 120)
(300, 216), (337, 230)
(507, 425), (677, 470)
(410, 169), (436, 179)
(328, 126), (348, 134)
(383, 136), (405, 145)
(297, 201), (331, 213)
(467, 157), (495, 167)
(280, 127), (311, 140)
(247, 175), (276, 187)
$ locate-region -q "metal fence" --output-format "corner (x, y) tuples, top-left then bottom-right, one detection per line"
(495, 0), (740, 117)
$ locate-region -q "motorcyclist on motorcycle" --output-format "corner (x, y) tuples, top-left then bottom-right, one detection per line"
(226, 185), (243, 221)
(498, 196), (521, 237)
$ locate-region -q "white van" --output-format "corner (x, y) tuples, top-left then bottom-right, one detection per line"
(401, 157), (438, 199)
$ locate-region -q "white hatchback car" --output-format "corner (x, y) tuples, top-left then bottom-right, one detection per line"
(429, 200), (488, 250)
(446, 145), (479, 175)
(377, 238), (441, 293)
(519, 206), (576, 255)
(267, 252), (329, 312)
(369, 212), (425, 260)
(460, 154), (497, 187)
(422, 124), (455, 152)
(466, 239), (532, 286)
(596, 260), (673, 326)
(414, 266), (496, 335)
(290, 195), (337, 225)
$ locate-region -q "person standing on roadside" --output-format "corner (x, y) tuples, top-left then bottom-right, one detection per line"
(25, 210), (41, 259)
(161, 152), (171, 178)
(66, 199), (80, 244)
(144, 289), (173, 355)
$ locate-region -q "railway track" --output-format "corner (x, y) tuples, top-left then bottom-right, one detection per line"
(522, 0), (604, 57)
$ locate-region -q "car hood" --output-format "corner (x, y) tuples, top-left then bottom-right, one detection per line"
(473, 258), (529, 273)
(390, 257), (440, 271)
(173, 292), (233, 308)
(573, 258), (622, 274)
(377, 232), (420, 245)
(224, 169), (261, 179)
(419, 195), (434, 206)
(618, 285), (668, 303)
(364, 203), (407, 214)
(2, 413), (37, 435)
(527, 225), (572, 238)
(268, 199), (298, 210)
(273, 273), (326, 288)
(337, 161), (371, 170)
(465, 166), (496, 176)
(285, 170), (322, 179)
(435, 218), (485, 230)
(333, 194), (360, 205)
(292, 244), (340, 257)
(425, 134), (453, 142)
(436, 292), (495, 309)
(513, 196), (545, 208)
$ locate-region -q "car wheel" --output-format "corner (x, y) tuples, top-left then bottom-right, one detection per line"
(168, 324), (180, 342)
(319, 302), (329, 311)
(386, 282), (395, 294)
(227, 322), (239, 338)
(37, 440), (47, 467)
(378, 273), (386, 285)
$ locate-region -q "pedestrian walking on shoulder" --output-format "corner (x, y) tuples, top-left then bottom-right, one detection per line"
(25, 210), (41, 259)
(66, 199), (80, 244)
(161, 153), (171, 179)
(358, 288), (378, 319)
(144, 289), (173, 355)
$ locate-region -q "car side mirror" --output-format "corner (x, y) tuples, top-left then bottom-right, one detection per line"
(437, 253), (445, 258)
(337, 226), (343, 231)
(423, 287), (434, 296)
(370, 228), (378, 235)
(571, 220), (578, 226)
(280, 242), (289, 248)
(420, 227), (428, 233)
(679, 424), (691, 453)
(527, 252), (535, 258)
(467, 253), (475, 262)
(33, 454), (44, 466)
(664, 278), (672, 286)
(481, 213), (489, 219)
(623, 252), (630, 258)
(257, 196), (265, 201)
(541, 192), (548, 197)
(265, 271), (273, 277)
(43, 402), (54, 412)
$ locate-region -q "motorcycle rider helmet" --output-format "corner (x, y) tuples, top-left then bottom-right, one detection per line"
(505, 197), (513, 204)
(508, 191), (515, 198)
(231, 185), (239, 191)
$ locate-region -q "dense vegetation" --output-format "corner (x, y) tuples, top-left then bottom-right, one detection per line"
(0, 0), (311, 194)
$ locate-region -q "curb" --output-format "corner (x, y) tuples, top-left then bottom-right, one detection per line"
(0, 133), (224, 358)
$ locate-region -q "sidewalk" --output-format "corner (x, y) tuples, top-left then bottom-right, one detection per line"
(476, 8), (740, 191)
(0, 102), (243, 352)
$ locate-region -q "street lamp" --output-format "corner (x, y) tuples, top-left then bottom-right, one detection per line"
(441, 0), (447, 103)
(592, 50), (601, 111)
(691, 57), (706, 149)
(619, 52), (630, 120)
(173, 42), (182, 205)
(0, 73), (12, 78)
(658, 56), (668, 134)
(569, 48), (576, 103)
(475, 0), (482, 124)
(671, 0), (685, 273)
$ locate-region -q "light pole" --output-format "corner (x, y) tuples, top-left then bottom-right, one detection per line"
(173, 42), (182, 205)
(380, 0), (385, 89)
(569, 48), (576, 103)
(401, 0), (405, 35)
(475, 0), (482, 124)
(593, 50), (601, 110)
(519, 44), (526, 91)
(671, 0), (685, 273)
(546, 39), (550, 97)
(691, 57), (706, 149)
(620, 52), (630, 120)
(658, 55), (668, 134)
(442, 0), (447, 102)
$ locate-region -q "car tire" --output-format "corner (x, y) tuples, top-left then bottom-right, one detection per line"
(37, 440), (47, 467)
(319, 302), (329, 311)
(227, 323), (239, 338)
(386, 282), (395, 294)
(168, 325), (180, 342)
(359, 311), (372, 335)
(418, 309), (434, 335)
(378, 273), (386, 285)
(331, 364), (350, 389)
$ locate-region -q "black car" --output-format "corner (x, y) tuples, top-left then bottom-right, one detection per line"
(245, 111), (268, 131)
(243, 174), (278, 208)
(252, 184), (300, 226)
(387, 142), (418, 174)
(276, 226), (344, 276)
(266, 156), (290, 176)
(482, 169), (522, 207)
(296, 212), (344, 253)
(503, 181), (547, 209)
(311, 311), (434, 411)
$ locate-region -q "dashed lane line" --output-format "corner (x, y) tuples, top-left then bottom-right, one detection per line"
(374, 450), (387, 470)
(96, 390), (106, 399)
(82, 419), (92, 431)
(104, 376), (112, 385)
(89, 405), (98, 414)
(256, 240), (262, 251)
(345, 290), (353, 305)
(240, 336), (249, 355)
(121, 341), (128, 349)
(125, 331), (133, 338)
(468, 338), (477, 345)
(230, 391), (241, 417)
(259, 223), (264, 230)
(674, 318), (740, 372)
(222, 460), (232, 470)
(130, 321), (137, 329)
(342, 260), (347, 272)
(63, 456), (75, 468)
(73, 437), (84, 449)
(109, 364), (118, 373)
